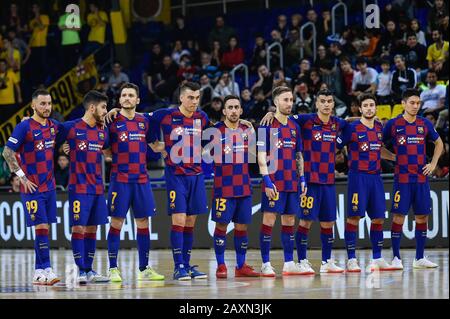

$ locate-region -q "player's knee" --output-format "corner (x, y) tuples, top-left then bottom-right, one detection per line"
(35, 223), (49, 230)
(347, 216), (360, 225)
(299, 219), (312, 229)
(85, 225), (98, 233)
(262, 213), (276, 226)
(185, 215), (197, 227)
(234, 223), (247, 231)
(320, 221), (334, 229)
(172, 213), (187, 227)
(135, 217), (149, 228)
(372, 218), (384, 225)
(110, 217), (124, 229)
(281, 215), (295, 226)
(216, 222), (228, 231)
(71, 226), (85, 234)
(415, 215), (428, 223)
(392, 214), (405, 225)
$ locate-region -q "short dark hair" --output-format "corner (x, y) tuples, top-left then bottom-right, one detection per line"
(406, 32), (417, 38)
(32, 89), (51, 100)
(180, 81), (200, 95)
(380, 58), (391, 65)
(427, 69), (437, 76)
(252, 86), (264, 96)
(432, 28), (442, 34)
(402, 88), (420, 101)
(315, 89), (334, 98)
(356, 56), (368, 65)
(119, 82), (139, 97)
(272, 86), (292, 101)
(83, 90), (108, 110)
(223, 95), (240, 106)
(358, 93), (377, 106)
(339, 56), (351, 64)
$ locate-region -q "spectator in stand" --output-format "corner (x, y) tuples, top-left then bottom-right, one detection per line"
(404, 32), (428, 81)
(0, 37), (21, 82)
(146, 42), (164, 96)
(28, 3), (49, 87)
(0, 145), (11, 187)
(375, 20), (401, 62)
(55, 154), (69, 189)
(315, 44), (334, 90)
(198, 51), (220, 82)
(221, 36), (245, 70)
(360, 28), (381, 60)
(213, 71), (239, 98)
(276, 14), (289, 39)
(108, 61), (129, 95)
(177, 53), (197, 81)
(171, 15), (190, 43)
(427, 28), (449, 80)
(251, 64), (273, 99)
(309, 68), (322, 96)
(329, 42), (344, 68)
(391, 54), (417, 103)
(186, 39), (200, 65)
(295, 58), (311, 84)
(5, 3), (24, 34)
(84, 2), (108, 56)
(199, 73), (213, 106)
(248, 86), (270, 124)
(58, 5), (81, 73)
(269, 29), (285, 67)
(410, 18), (426, 47)
(376, 59), (393, 105)
(345, 98), (361, 119)
(202, 96), (223, 124)
(339, 55), (355, 106)
(272, 69), (288, 88)
(7, 28), (30, 67)
(306, 9), (324, 40)
(208, 15), (236, 49)
(322, 10), (332, 38)
(335, 150), (349, 177)
(0, 58), (22, 122)
(285, 28), (301, 67)
(211, 40), (222, 67)
(154, 55), (179, 100)
(290, 14), (302, 32)
(351, 56), (378, 97)
(427, 0), (448, 33)
(250, 34), (266, 73)
(420, 70), (446, 116)
(8, 173), (20, 193)
(171, 40), (190, 65)
(432, 154), (449, 178)
(293, 80), (313, 114)
(240, 87), (254, 118)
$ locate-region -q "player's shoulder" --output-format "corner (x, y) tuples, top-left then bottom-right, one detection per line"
(213, 121), (225, 129)
(195, 109), (209, 120)
(287, 117), (301, 129)
(15, 118), (31, 130)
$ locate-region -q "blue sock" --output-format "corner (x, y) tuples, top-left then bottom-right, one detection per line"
(183, 227), (194, 269)
(107, 226), (121, 269)
(137, 227), (150, 271)
(213, 227), (227, 266)
(170, 225), (184, 268)
(259, 224), (272, 264)
(320, 227), (334, 262)
(415, 222), (427, 260)
(234, 230), (248, 269)
(295, 225), (309, 261)
(391, 222), (402, 259)
(84, 232), (96, 272)
(345, 222), (358, 259)
(281, 226), (294, 262)
(34, 237), (42, 270)
(71, 232), (85, 270)
(370, 223), (384, 259)
(35, 229), (51, 269)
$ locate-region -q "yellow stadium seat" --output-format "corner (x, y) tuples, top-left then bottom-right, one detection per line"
(391, 104), (404, 118)
(376, 105), (392, 120)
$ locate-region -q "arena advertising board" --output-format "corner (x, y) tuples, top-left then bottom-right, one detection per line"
(0, 180), (448, 249)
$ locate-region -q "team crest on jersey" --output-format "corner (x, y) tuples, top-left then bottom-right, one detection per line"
(394, 203), (399, 209)
(50, 127), (55, 135)
(242, 133), (248, 141)
(31, 214), (36, 221)
(377, 133), (383, 140)
(417, 126), (424, 134)
(170, 203), (176, 209)
(99, 132), (105, 140)
(138, 122), (145, 130)
(269, 201), (275, 208)
(331, 124), (336, 131)
(291, 130), (296, 137)
(74, 213), (80, 221)
(216, 211), (222, 218)
(303, 209), (310, 215)
(195, 119), (202, 126)
(352, 205), (358, 211)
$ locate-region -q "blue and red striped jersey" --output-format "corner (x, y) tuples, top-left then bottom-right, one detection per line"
(383, 115), (439, 183)
(292, 114), (347, 185)
(209, 121), (252, 198)
(59, 119), (109, 194)
(107, 113), (152, 183)
(258, 117), (302, 192)
(337, 120), (383, 174)
(6, 118), (59, 194)
(147, 107), (210, 175)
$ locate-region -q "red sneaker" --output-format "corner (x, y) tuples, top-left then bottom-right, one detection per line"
(216, 264), (227, 279)
(235, 264), (260, 277)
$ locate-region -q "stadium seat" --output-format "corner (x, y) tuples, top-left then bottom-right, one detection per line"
(376, 105), (392, 120)
(391, 104), (404, 118)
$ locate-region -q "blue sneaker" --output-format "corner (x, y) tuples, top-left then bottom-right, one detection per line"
(188, 265), (208, 279)
(78, 271), (87, 285)
(173, 265), (191, 281)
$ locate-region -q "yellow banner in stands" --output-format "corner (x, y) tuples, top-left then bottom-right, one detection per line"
(0, 54), (98, 146)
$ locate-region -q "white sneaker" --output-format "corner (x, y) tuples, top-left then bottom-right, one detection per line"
(260, 262), (276, 277)
(298, 259), (315, 275)
(366, 258), (394, 273)
(87, 270), (110, 283)
(78, 271), (88, 284)
(346, 258), (361, 273)
(320, 259), (344, 273)
(391, 257), (404, 270)
(282, 261), (303, 276)
(44, 267), (61, 285)
(32, 269), (47, 285)
(413, 257), (439, 269)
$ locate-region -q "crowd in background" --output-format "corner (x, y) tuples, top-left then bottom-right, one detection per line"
(0, 0), (448, 191)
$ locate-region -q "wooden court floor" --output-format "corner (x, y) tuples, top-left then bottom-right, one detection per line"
(0, 249), (448, 299)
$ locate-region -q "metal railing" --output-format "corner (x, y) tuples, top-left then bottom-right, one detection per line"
(331, 1), (348, 35)
(266, 42), (284, 70)
(299, 21), (317, 62)
(172, 0), (270, 15)
(230, 63), (249, 94)
(362, 0), (379, 29)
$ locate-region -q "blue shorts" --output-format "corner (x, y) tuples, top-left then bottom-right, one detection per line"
(165, 168), (208, 216)
(298, 184), (336, 222)
(211, 196), (252, 224)
(261, 191), (300, 215)
(347, 172), (386, 219)
(21, 190), (57, 227)
(69, 192), (109, 227)
(391, 182), (432, 216)
(107, 180), (156, 218)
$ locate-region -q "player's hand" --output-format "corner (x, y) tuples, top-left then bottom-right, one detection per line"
(260, 112), (275, 126)
(239, 119), (255, 131)
(105, 108), (120, 124)
(422, 163), (436, 176)
(300, 182), (307, 197)
(62, 142), (70, 155)
(265, 184), (278, 200)
(19, 176), (38, 193)
(161, 150), (168, 158)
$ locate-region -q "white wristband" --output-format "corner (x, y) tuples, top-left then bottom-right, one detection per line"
(16, 169), (25, 178)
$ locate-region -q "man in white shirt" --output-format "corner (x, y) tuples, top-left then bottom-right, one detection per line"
(352, 57), (378, 97)
(420, 70), (446, 115)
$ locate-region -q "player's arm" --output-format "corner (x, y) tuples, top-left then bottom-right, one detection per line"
(260, 111), (275, 126)
(381, 146), (396, 161)
(2, 146), (37, 193)
(257, 151), (278, 200)
(102, 148), (113, 162)
(423, 137), (444, 176)
(296, 151), (307, 197)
